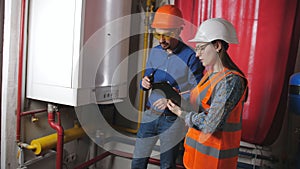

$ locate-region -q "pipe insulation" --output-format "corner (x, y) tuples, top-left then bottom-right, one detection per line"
(29, 125), (85, 155)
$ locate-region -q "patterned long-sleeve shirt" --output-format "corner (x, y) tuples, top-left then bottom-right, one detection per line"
(180, 73), (246, 134)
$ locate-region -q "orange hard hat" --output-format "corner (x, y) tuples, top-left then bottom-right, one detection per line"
(151, 5), (184, 29)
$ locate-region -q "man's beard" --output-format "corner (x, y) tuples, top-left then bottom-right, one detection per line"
(160, 41), (170, 50)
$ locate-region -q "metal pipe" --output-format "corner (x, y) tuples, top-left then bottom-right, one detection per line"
(21, 108), (47, 116)
(17, 146), (25, 168)
(237, 162), (261, 169)
(109, 150), (185, 169)
(18, 142), (36, 150)
(238, 150), (276, 162)
(74, 151), (111, 169)
(74, 149), (185, 169)
(47, 104), (64, 169)
(88, 140), (97, 169)
(16, 0), (26, 142)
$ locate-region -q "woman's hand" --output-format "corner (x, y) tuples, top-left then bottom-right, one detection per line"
(153, 98), (168, 110)
(167, 100), (182, 116)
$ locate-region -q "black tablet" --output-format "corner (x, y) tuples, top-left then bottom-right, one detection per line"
(152, 82), (181, 105)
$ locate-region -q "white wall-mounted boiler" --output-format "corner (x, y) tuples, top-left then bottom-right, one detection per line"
(26, 0), (132, 106)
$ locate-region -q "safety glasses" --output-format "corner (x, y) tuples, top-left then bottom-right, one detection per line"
(153, 31), (177, 40)
(195, 43), (211, 53)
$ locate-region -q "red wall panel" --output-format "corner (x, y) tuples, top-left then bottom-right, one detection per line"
(176, 0), (299, 145)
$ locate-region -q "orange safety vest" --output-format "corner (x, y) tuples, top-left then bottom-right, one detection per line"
(184, 69), (247, 169)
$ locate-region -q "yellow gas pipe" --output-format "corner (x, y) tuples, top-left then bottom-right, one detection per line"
(28, 124), (85, 155)
(114, 0), (155, 133)
(114, 0), (154, 134)
(135, 0), (153, 132)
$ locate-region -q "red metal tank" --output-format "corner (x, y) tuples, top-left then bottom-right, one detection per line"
(175, 0), (300, 145)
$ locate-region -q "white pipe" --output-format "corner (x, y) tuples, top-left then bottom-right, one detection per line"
(88, 140), (97, 169)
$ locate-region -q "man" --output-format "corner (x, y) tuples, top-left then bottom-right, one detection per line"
(131, 5), (204, 169)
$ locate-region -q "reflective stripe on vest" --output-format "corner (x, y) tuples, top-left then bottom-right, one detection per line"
(185, 136), (239, 159)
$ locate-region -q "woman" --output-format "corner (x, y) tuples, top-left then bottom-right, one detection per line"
(167, 18), (248, 169)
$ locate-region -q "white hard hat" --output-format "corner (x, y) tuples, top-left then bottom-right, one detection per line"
(189, 18), (239, 44)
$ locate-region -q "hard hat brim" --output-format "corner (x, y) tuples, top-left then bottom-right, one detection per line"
(188, 38), (209, 43)
(188, 36), (239, 44)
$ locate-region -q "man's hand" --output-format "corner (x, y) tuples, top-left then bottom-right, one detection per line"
(141, 76), (152, 89)
(167, 100), (182, 116)
(153, 98), (168, 110)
